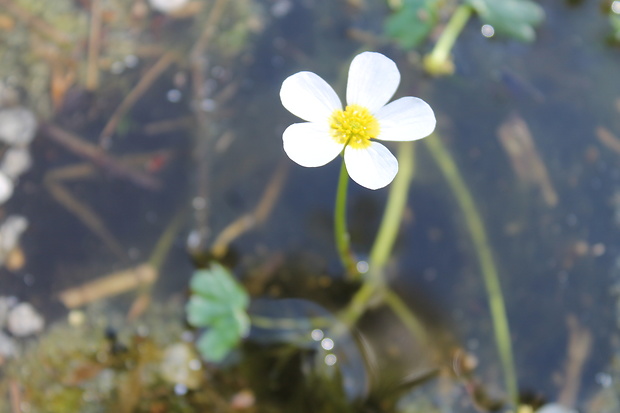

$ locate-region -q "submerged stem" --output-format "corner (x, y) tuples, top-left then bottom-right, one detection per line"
(424, 134), (518, 406)
(334, 160), (359, 278)
(424, 4), (472, 76)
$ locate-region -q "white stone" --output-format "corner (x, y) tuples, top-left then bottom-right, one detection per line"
(1, 147), (32, 180)
(7, 302), (44, 337)
(0, 296), (18, 328)
(0, 330), (17, 358)
(536, 403), (577, 413)
(0, 215), (27, 253)
(0, 108), (37, 146)
(0, 172), (13, 205)
(149, 0), (189, 13)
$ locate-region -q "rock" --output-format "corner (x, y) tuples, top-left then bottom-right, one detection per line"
(149, 0), (189, 13)
(0, 330), (17, 359)
(0, 215), (28, 265)
(159, 342), (203, 389)
(7, 302), (44, 337)
(1, 147), (32, 180)
(0, 107), (37, 146)
(0, 296), (18, 328)
(536, 403), (577, 413)
(0, 172), (13, 205)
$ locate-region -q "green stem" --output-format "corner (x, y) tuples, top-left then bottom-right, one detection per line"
(424, 4), (472, 76)
(424, 134), (518, 406)
(334, 159), (359, 278)
(250, 314), (332, 330)
(369, 141), (415, 274)
(340, 143), (426, 343)
(383, 289), (426, 339)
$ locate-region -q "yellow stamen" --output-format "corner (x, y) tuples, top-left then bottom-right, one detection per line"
(329, 104), (379, 149)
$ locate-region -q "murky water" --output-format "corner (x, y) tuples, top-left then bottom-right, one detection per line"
(1, 0), (619, 411)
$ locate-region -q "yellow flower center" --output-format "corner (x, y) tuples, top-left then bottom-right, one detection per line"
(329, 104), (379, 149)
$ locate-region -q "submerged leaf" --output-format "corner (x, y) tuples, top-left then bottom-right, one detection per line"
(611, 14), (620, 42)
(385, 0), (440, 49)
(186, 263), (250, 362)
(467, 0), (545, 42)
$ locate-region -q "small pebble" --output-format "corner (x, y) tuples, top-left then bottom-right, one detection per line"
(0, 330), (17, 359)
(0, 296), (18, 328)
(1, 147), (32, 180)
(7, 302), (44, 337)
(0, 107), (37, 146)
(160, 342), (203, 389)
(0, 172), (13, 205)
(536, 403), (577, 413)
(149, 0), (188, 13)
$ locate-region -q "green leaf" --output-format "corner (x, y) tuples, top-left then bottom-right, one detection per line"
(195, 313), (251, 362)
(190, 264), (248, 308)
(385, 0), (440, 49)
(186, 263), (250, 362)
(467, 0), (545, 42)
(186, 296), (231, 327)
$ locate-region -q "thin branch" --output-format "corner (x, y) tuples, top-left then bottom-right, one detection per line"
(43, 123), (161, 190)
(99, 51), (179, 142)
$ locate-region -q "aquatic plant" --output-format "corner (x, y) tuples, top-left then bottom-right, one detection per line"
(385, 0), (545, 75)
(280, 51), (435, 278)
(186, 263), (250, 362)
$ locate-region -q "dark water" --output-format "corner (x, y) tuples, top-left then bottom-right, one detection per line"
(2, 0), (620, 411)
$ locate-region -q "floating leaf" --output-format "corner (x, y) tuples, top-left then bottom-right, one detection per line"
(186, 263), (250, 362)
(385, 0), (440, 49)
(467, 0), (545, 42)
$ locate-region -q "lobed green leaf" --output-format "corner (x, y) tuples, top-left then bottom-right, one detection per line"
(467, 0), (545, 42)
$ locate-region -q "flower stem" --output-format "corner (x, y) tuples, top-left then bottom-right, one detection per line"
(339, 142), (426, 345)
(369, 141), (416, 276)
(423, 4), (472, 76)
(334, 160), (359, 278)
(424, 134), (518, 407)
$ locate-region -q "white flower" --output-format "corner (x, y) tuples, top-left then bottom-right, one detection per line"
(280, 52), (436, 190)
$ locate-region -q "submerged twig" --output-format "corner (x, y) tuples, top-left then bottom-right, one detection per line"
(8, 379), (21, 413)
(127, 209), (187, 320)
(99, 51), (179, 142)
(58, 263), (157, 308)
(45, 150), (173, 182)
(143, 116), (195, 136)
(43, 123), (161, 190)
(558, 315), (592, 409)
(85, 0), (102, 91)
(211, 162), (289, 258)
(46, 180), (126, 258)
(498, 113), (558, 207)
(188, 0), (231, 248)
(189, 0), (230, 62)
(596, 126), (620, 156)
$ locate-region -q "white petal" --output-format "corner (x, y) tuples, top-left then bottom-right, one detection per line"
(375, 97), (436, 141)
(344, 142), (398, 190)
(280, 71), (342, 123)
(346, 52), (400, 113)
(283, 122), (344, 167)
